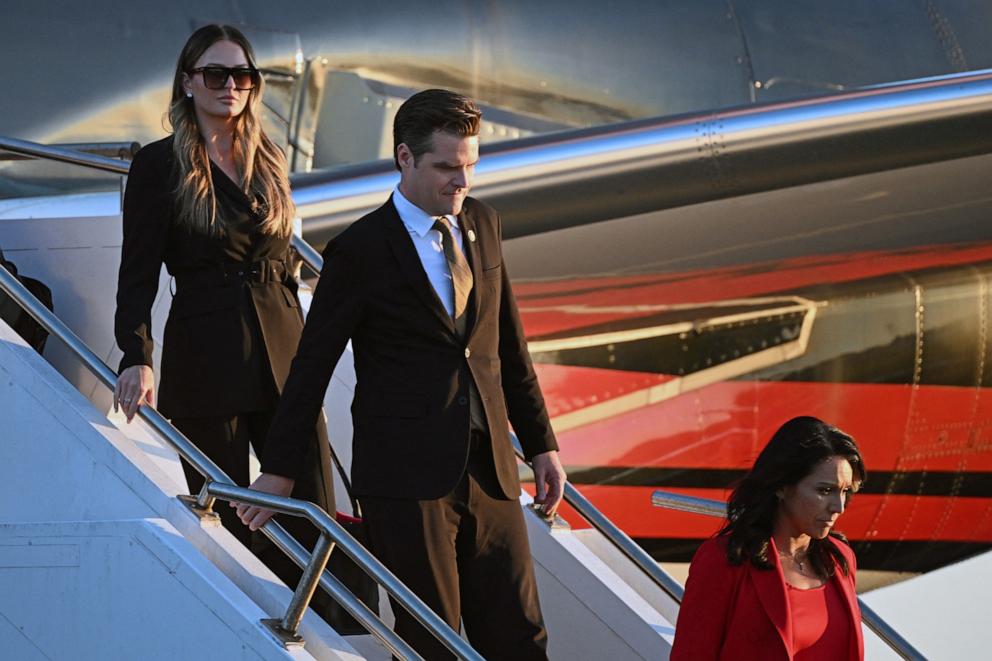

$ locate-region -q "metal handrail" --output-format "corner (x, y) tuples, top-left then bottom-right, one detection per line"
(650, 490), (726, 518)
(0, 239), (483, 661)
(0, 135), (132, 174)
(0, 141), (140, 162)
(507, 435), (686, 602)
(651, 489), (927, 661)
(290, 231), (325, 274)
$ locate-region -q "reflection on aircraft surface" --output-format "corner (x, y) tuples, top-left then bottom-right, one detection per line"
(6, 1), (992, 195)
(520, 243), (992, 571)
(3, 0), (992, 573)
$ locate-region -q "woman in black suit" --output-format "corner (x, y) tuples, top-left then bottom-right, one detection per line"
(113, 24), (335, 610)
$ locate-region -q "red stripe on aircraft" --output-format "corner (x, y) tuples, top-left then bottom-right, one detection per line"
(516, 242), (992, 337)
(542, 379), (992, 474)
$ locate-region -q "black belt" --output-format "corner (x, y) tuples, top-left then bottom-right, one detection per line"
(174, 259), (289, 290)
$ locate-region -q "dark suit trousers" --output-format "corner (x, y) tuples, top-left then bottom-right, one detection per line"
(172, 410), (339, 622)
(360, 432), (548, 661)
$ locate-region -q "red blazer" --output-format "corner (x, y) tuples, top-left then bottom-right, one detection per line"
(671, 535), (864, 660)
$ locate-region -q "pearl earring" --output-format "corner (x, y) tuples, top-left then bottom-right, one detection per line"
(186, 92), (193, 98)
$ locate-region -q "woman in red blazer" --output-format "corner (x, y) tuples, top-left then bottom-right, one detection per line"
(671, 416), (866, 660)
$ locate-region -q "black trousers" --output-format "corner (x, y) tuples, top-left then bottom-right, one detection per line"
(172, 410), (338, 621)
(360, 432), (548, 661)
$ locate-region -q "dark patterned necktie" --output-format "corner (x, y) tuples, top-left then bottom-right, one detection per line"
(432, 217), (473, 319)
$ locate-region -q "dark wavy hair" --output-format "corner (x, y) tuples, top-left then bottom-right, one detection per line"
(720, 416), (866, 578)
(392, 88), (482, 170)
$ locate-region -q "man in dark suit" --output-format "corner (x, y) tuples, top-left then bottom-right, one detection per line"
(237, 89), (565, 659)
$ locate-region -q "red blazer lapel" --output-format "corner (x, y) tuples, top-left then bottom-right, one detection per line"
(749, 540), (794, 658)
(832, 571), (862, 661)
(827, 539), (865, 660)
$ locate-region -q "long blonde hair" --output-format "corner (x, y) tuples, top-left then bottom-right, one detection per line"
(167, 24), (295, 237)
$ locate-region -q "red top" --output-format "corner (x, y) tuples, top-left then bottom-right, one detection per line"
(788, 580), (852, 660)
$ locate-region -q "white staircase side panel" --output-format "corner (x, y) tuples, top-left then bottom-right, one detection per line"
(861, 549), (992, 660)
(572, 527), (681, 624)
(341, 635), (393, 661)
(105, 405), (188, 491)
(0, 211), (168, 415)
(0, 613), (51, 661)
(0, 519), (312, 661)
(0, 322), (365, 660)
(0, 322), (166, 524)
(521, 494), (675, 660)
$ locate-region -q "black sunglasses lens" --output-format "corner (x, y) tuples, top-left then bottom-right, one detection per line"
(199, 67), (258, 90)
(201, 68), (229, 89)
(231, 68), (258, 90)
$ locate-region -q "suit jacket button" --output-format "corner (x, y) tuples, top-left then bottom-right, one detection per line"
(458, 396), (468, 405)
(464, 347), (471, 358)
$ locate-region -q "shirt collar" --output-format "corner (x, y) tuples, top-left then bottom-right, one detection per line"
(393, 187), (459, 238)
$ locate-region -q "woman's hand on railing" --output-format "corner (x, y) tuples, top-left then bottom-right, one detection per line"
(114, 364), (155, 422)
(234, 472), (296, 531)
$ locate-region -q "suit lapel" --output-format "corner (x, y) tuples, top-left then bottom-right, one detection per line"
(459, 208), (483, 339)
(827, 540), (863, 659)
(210, 160), (254, 212)
(750, 540), (794, 658)
(833, 571), (861, 661)
(380, 197), (457, 335)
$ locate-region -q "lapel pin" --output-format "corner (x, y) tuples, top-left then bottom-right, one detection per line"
(467, 229), (476, 243)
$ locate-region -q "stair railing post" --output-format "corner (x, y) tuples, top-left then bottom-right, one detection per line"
(262, 533), (336, 646)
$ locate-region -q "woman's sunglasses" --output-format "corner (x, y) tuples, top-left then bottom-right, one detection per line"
(188, 66), (260, 91)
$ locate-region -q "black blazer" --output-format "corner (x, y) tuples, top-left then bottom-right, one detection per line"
(115, 137), (305, 418)
(261, 196), (558, 500)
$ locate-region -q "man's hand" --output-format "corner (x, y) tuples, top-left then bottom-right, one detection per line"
(532, 450), (566, 517)
(232, 473), (295, 531)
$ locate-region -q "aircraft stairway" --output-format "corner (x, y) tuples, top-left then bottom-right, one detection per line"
(0, 194), (929, 660)
(0, 88), (960, 654)
(0, 305), (355, 659)
(0, 139), (684, 658)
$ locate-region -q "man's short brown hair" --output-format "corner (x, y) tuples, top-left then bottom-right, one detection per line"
(393, 89), (482, 170)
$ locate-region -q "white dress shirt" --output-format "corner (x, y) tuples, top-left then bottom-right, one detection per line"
(392, 186), (466, 317)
